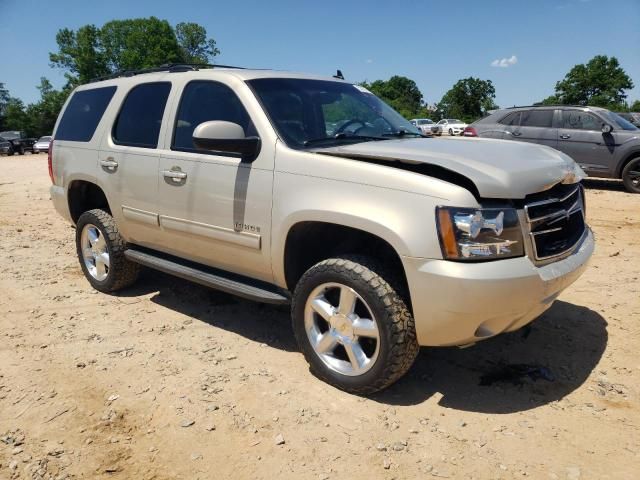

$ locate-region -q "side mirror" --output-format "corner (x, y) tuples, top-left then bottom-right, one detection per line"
(601, 124), (613, 134)
(192, 121), (261, 160)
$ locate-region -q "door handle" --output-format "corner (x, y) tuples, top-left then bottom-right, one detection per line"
(511, 132), (522, 137)
(162, 169), (187, 183)
(100, 158), (118, 171)
(560, 134), (571, 140)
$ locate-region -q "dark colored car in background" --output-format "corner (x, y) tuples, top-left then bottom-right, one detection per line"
(465, 106), (640, 193)
(0, 131), (36, 156)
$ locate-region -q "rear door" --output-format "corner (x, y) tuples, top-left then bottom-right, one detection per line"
(509, 109), (557, 149)
(556, 109), (616, 176)
(96, 81), (173, 248)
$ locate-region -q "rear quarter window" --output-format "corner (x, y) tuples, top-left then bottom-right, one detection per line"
(55, 86), (117, 142)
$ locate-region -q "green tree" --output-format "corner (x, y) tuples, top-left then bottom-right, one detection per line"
(630, 100), (640, 112)
(24, 78), (71, 137)
(50, 17), (220, 86)
(361, 76), (424, 118)
(437, 77), (497, 122)
(546, 55), (634, 108)
(2, 97), (29, 133)
(0, 83), (10, 130)
(175, 22), (220, 64)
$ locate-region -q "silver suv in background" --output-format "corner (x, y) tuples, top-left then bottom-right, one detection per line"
(466, 106), (640, 193)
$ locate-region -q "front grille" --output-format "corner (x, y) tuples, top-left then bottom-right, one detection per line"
(524, 184), (586, 260)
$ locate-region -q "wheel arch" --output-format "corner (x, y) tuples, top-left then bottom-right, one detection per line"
(616, 150), (640, 178)
(67, 180), (112, 224)
(280, 219), (411, 308)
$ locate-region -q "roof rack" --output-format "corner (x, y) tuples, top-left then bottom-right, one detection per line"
(89, 63), (245, 83)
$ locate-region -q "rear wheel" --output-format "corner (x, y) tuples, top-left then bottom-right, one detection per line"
(622, 157), (640, 193)
(291, 256), (419, 395)
(76, 209), (140, 292)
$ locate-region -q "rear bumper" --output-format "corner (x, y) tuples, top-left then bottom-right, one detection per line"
(403, 228), (594, 346)
(50, 185), (72, 224)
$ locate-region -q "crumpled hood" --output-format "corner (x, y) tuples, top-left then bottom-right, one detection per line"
(313, 137), (585, 199)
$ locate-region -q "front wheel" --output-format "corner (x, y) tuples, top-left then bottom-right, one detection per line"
(622, 157), (640, 193)
(291, 256), (419, 395)
(448, 128), (454, 136)
(76, 209), (140, 292)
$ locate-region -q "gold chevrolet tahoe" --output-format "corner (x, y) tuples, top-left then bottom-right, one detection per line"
(49, 65), (594, 394)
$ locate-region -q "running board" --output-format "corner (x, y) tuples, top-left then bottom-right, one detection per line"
(124, 248), (290, 305)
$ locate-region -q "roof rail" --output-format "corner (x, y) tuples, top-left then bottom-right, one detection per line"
(89, 63), (245, 83)
(505, 104), (590, 109)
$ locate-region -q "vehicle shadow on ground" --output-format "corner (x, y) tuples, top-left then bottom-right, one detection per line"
(582, 178), (627, 192)
(117, 273), (607, 413)
(118, 269), (298, 352)
(373, 300), (608, 413)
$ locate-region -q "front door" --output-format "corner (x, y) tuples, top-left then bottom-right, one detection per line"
(556, 109), (616, 176)
(156, 79), (274, 282)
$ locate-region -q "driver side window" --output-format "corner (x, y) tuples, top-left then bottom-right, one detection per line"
(562, 111), (601, 131)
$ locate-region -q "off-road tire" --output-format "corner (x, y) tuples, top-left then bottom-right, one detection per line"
(75, 209), (140, 292)
(621, 157), (640, 193)
(291, 255), (419, 395)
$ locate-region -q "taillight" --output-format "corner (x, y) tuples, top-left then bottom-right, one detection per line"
(463, 127), (478, 137)
(48, 139), (55, 184)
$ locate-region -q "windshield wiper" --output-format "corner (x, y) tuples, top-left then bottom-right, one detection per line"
(383, 129), (425, 138)
(303, 133), (388, 147)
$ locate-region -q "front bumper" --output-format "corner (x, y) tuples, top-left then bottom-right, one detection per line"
(403, 227), (594, 346)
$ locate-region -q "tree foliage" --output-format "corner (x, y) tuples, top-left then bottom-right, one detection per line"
(361, 76), (424, 119)
(541, 55), (634, 109)
(50, 17), (220, 86)
(437, 77), (497, 122)
(630, 100), (640, 112)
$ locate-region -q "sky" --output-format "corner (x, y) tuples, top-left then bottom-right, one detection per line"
(1, 0), (639, 108)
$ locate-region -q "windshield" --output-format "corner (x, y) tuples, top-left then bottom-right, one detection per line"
(38, 136), (52, 142)
(600, 111), (638, 131)
(247, 78), (421, 148)
(417, 119), (433, 125)
(0, 131), (19, 140)
(448, 119), (463, 123)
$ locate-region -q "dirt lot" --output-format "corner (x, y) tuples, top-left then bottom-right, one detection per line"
(0, 153), (638, 480)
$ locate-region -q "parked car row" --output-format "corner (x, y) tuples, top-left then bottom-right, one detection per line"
(463, 105), (640, 193)
(0, 132), (52, 155)
(409, 118), (468, 136)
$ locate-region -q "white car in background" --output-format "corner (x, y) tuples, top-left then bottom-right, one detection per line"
(33, 135), (52, 153)
(409, 118), (435, 135)
(434, 119), (467, 136)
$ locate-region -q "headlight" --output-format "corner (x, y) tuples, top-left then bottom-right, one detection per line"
(436, 206), (524, 261)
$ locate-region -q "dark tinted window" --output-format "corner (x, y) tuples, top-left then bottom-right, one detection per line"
(56, 86), (116, 142)
(173, 81), (253, 151)
(499, 112), (521, 126)
(520, 110), (553, 128)
(113, 83), (171, 148)
(561, 110), (601, 130)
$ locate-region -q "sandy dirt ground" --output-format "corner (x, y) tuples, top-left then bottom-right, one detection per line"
(0, 153), (638, 480)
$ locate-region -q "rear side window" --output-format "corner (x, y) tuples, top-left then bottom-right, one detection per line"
(520, 110), (553, 128)
(113, 82), (171, 148)
(55, 86), (117, 142)
(172, 80), (253, 151)
(499, 112), (521, 126)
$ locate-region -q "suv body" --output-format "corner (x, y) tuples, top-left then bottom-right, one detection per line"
(0, 131), (36, 155)
(469, 106), (640, 192)
(49, 67), (594, 393)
